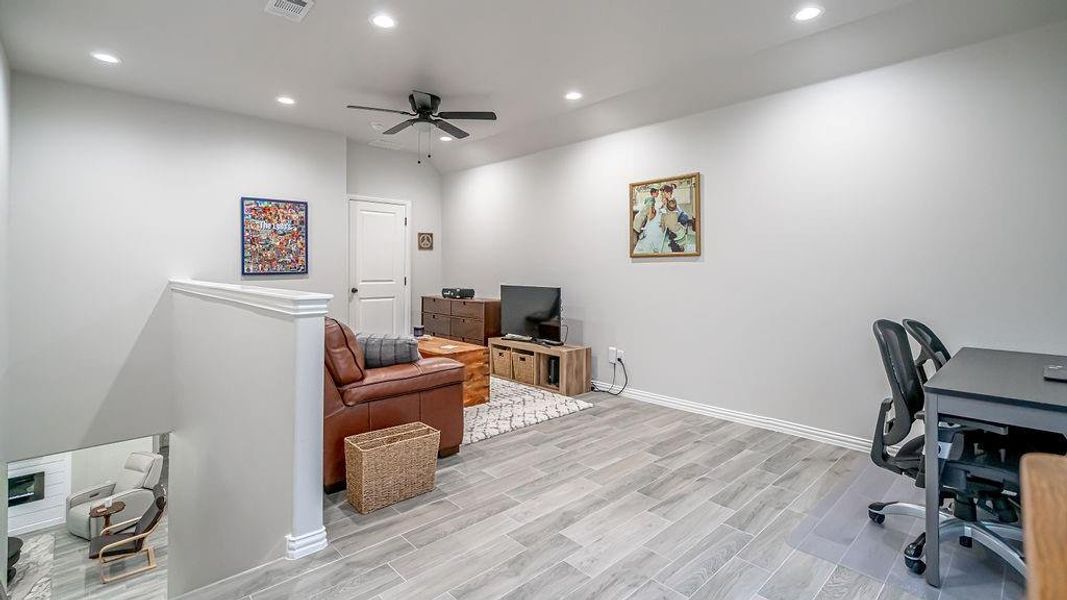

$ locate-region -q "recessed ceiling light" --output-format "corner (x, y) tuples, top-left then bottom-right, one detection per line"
(792, 5), (823, 21)
(439, 136), (453, 142)
(90, 51), (121, 65)
(371, 13), (396, 28)
(564, 91), (583, 101)
(276, 95), (296, 105)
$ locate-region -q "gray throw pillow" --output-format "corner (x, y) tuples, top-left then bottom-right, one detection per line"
(356, 333), (421, 368)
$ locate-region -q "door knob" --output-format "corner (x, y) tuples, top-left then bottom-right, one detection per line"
(351, 287), (358, 294)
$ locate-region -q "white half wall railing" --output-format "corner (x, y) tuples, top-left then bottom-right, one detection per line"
(168, 279), (331, 595)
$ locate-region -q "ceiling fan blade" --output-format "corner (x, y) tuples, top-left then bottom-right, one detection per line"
(346, 105), (414, 116)
(433, 119), (470, 139)
(383, 119), (419, 135)
(436, 111), (497, 121)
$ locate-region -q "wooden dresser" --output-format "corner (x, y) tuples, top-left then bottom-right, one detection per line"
(421, 295), (501, 346)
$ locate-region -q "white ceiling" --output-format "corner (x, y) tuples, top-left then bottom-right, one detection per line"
(2, 0), (1065, 172)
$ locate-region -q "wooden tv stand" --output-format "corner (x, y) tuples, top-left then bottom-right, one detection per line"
(488, 337), (591, 397)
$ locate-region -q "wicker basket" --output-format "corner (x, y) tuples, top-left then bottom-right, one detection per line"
(344, 422), (441, 514)
(491, 347), (513, 378)
(512, 350), (537, 384)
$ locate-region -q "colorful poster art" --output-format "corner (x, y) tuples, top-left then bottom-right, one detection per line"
(241, 197), (308, 275)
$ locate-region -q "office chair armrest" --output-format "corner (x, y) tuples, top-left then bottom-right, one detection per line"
(871, 398), (894, 469)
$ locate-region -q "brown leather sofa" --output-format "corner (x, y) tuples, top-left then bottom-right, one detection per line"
(323, 318), (464, 492)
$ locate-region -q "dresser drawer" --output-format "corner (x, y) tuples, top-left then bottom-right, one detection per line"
(423, 312), (451, 336)
(450, 317), (484, 340)
(451, 300), (485, 320)
(423, 296), (452, 316)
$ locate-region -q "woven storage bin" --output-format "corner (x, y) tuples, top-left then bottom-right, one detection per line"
(512, 350), (537, 385)
(491, 347), (513, 378)
(345, 422), (441, 514)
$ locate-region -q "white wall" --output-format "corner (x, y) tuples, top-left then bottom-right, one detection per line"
(347, 141), (443, 326)
(3, 73), (348, 463)
(442, 22), (1067, 441)
(69, 436), (153, 492)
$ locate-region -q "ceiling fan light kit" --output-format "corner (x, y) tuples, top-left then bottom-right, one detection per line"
(347, 90), (497, 163)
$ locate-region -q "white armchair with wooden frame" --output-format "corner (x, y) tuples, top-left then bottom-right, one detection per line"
(88, 486), (166, 584)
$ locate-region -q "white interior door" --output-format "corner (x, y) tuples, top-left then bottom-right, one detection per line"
(349, 200), (409, 335)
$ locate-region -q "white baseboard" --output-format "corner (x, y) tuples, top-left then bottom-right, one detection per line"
(286, 527), (328, 560)
(593, 381), (873, 453)
(9, 515), (65, 537)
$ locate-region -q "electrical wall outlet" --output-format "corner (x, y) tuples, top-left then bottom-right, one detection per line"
(607, 346), (617, 364)
(616, 349), (625, 362)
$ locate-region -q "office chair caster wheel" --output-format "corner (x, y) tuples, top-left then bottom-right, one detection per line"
(904, 533), (925, 561)
(959, 536), (973, 548)
(867, 509), (885, 524)
(905, 557), (926, 575)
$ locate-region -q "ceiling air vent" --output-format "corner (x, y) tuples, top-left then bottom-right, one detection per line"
(265, 0), (313, 22)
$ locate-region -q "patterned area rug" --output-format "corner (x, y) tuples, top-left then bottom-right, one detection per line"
(9, 533), (53, 600)
(463, 377), (593, 444)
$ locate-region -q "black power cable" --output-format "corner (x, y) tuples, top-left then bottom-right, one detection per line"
(592, 358), (629, 396)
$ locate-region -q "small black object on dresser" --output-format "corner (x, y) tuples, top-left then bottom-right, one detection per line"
(442, 288), (476, 299)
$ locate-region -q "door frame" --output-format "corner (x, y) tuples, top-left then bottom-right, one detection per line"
(347, 194), (413, 334)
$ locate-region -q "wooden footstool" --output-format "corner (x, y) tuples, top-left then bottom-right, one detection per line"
(417, 336), (490, 406)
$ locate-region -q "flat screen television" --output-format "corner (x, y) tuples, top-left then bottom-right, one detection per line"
(501, 285), (562, 343)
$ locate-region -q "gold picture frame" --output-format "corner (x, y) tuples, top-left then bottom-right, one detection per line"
(629, 172), (701, 258)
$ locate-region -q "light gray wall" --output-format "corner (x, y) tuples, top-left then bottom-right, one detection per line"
(169, 291), (296, 596)
(346, 141), (443, 325)
(0, 35), (11, 591)
(3, 73), (348, 463)
(441, 21), (1067, 440)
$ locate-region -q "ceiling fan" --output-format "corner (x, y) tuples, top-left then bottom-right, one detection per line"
(346, 90), (496, 139)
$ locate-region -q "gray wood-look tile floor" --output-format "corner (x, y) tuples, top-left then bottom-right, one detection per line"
(47, 393), (1020, 600)
(21, 516), (168, 600)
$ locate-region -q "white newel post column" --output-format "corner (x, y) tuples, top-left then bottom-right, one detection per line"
(286, 310), (330, 559)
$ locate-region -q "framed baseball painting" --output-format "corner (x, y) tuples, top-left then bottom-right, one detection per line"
(629, 172), (701, 258)
(241, 197), (309, 275)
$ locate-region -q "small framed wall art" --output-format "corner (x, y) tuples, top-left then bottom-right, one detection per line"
(241, 197), (309, 275)
(417, 232), (434, 251)
(629, 172), (701, 258)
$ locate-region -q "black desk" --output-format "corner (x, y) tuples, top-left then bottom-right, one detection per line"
(923, 347), (1067, 586)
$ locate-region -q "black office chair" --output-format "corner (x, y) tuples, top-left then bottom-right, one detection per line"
(902, 319), (951, 382)
(868, 319), (1025, 577)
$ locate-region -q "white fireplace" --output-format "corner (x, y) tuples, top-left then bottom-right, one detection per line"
(7, 453), (71, 535)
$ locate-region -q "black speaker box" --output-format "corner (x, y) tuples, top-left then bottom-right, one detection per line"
(442, 288), (475, 299)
